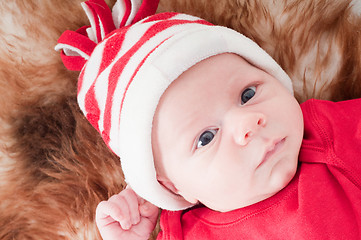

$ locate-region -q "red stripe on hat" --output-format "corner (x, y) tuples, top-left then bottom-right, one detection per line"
(82, 27), (131, 136)
(101, 18), (211, 145)
(142, 12), (179, 23)
(132, 0), (160, 23)
(86, 0), (116, 38)
(120, 0), (132, 27)
(143, 12), (213, 27)
(99, 26), (131, 74)
(85, 87), (101, 132)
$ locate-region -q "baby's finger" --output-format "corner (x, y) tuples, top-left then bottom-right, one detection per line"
(96, 198), (131, 230)
(139, 200), (159, 221)
(121, 188), (141, 225)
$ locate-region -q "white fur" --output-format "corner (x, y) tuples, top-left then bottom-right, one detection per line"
(350, 0), (361, 16)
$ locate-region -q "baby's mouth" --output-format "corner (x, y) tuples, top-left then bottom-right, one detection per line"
(257, 138), (286, 168)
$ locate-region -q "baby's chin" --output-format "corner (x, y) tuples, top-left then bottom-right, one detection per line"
(269, 152), (298, 186)
(267, 161), (298, 196)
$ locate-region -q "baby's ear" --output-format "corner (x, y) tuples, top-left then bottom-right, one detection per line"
(157, 176), (198, 205)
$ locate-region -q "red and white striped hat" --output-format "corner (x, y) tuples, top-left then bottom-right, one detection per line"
(56, 0), (293, 210)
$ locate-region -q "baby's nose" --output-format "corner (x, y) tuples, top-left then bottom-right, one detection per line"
(233, 112), (266, 146)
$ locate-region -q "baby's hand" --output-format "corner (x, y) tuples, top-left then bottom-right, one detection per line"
(96, 187), (159, 240)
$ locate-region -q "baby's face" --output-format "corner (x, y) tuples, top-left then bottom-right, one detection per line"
(152, 53), (304, 212)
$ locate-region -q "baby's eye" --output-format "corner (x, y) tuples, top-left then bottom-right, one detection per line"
(197, 129), (218, 149)
(240, 86), (256, 105)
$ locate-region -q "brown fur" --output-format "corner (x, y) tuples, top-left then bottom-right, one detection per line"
(0, 0), (360, 239)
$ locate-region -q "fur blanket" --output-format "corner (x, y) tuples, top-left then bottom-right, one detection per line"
(0, 0), (360, 239)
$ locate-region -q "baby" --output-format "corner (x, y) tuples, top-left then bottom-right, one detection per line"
(56, 0), (361, 239)
(95, 51), (305, 239)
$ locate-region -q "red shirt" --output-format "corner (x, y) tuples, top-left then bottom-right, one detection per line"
(157, 98), (361, 240)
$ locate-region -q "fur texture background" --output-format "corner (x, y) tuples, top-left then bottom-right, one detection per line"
(0, 0), (360, 239)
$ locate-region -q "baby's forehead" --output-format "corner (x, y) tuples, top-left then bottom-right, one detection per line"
(154, 54), (252, 130)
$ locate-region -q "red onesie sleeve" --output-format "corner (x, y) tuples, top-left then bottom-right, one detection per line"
(301, 98), (361, 188)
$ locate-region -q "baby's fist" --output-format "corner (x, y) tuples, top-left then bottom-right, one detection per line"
(96, 187), (159, 240)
